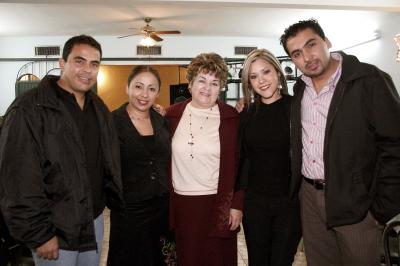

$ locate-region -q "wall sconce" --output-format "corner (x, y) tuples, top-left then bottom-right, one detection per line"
(140, 35), (156, 47)
(394, 34), (400, 62)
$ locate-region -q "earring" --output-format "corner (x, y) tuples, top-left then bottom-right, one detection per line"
(277, 83), (282, 94)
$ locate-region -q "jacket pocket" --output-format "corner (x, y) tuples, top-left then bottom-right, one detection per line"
(351, 171), (370, 206)
(42, 161), (67, 202)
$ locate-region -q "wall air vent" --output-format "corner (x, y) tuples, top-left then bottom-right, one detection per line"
(35, 46), (60, 56)
(137, 46), (162, 56)
(234, 46), (257, 55)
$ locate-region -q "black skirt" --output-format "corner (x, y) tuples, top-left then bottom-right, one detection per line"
(107, 195), (170, 266)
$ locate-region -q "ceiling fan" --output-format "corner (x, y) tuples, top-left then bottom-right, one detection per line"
(118, 17), (181, 44)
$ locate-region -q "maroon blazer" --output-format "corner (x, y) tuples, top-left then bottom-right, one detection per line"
(166, 99), (244, 238)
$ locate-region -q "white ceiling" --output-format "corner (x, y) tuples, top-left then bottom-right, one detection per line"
(0, 0), (399, 41)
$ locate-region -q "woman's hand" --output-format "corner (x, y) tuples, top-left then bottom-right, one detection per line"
(229, 208), (243, 230)
(235, 98), (245, 113)
(152, 104), (166, 116)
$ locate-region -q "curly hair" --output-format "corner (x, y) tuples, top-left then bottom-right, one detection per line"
(186, 53), (228, 89)
(280, 18), (326, 56)
(241, 49), (288, 108)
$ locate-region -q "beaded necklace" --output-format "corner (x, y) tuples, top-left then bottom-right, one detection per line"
(187, 104), (213, 159)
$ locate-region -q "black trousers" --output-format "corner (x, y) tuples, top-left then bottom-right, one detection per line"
(243, 191), (302, 266)
(107, 195), (169, 266)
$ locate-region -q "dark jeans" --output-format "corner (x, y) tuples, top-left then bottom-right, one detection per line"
(243, 190), (302, 266)
(107, 195), (169, 266)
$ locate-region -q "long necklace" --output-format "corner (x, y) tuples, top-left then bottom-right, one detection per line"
(188, 104), (212, 159)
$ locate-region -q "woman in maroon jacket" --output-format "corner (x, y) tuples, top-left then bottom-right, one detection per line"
(166, 52), (244, 266)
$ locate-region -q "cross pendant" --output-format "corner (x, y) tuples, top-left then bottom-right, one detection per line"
(188, 140), (194, 145)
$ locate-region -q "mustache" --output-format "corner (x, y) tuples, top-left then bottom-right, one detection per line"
(305, 60), (317, 69)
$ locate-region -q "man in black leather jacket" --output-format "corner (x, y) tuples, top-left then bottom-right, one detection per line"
(280, 19), (400, 266)
(0, 35), (123, 266)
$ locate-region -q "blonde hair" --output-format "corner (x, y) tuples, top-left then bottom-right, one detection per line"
(186, 52), (228, 89)
(241, 49), (288, 107)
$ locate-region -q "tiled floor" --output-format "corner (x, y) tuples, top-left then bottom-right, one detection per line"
(100, 208), (249, 266)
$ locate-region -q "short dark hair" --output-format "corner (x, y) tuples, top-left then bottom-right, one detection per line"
(62, 35), (102, 61)
(127, 65), (161, 89)
(280, 18), (326, 56)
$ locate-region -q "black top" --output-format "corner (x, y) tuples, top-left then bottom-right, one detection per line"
(140, 135), (156, 153)
(55, 85), (105, 218)
(113, 103), (170, 203)
(239, 96), (291, 198)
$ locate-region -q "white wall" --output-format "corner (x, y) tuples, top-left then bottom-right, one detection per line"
(1, 19), (400, 115)
(345, 14), (400, 88)
(0, 35), (282, 115)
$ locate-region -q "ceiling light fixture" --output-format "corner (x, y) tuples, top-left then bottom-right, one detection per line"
(140, 36), (156, 47)
(394, 34), (400, 62)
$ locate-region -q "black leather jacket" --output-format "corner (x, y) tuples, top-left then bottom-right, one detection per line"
(290, 52), (400, 227)
(0, 75), (124, 251)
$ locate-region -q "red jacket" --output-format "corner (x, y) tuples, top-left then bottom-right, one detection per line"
(166, 99), (244, 238)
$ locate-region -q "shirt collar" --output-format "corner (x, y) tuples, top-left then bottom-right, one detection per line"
(55, 83), (93, 104)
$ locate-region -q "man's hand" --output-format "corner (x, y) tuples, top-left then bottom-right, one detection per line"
(235, 98), (245, 113)
(36, 236), (59, 260)
(153, 104), (166, 116)
(229, 208), (243, 230)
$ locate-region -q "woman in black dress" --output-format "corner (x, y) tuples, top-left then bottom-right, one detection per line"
(237, 49), (301, 266)
(107, 66), (171, 266)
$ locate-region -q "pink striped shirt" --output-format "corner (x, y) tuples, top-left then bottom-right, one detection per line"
(301, 53), (342, 180)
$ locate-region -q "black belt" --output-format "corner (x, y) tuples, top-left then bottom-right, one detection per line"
(302, 175), (325, 190)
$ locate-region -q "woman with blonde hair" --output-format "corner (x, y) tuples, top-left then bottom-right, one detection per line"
(237, 49), (301, 265)
(166, 52), (244, 266)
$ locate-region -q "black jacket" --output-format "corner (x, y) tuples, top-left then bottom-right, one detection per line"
(290, 52), (400, 227)
(0, 75), (124, 251)
(112, 103), (170, 203)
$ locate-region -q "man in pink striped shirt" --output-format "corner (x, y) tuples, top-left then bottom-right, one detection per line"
(280, 19), (400, 266)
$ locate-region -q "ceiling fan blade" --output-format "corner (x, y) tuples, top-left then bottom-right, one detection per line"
(150, 33), (163, 42)
(117, 33), (141, 39)
(153, 30), (181, 35)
